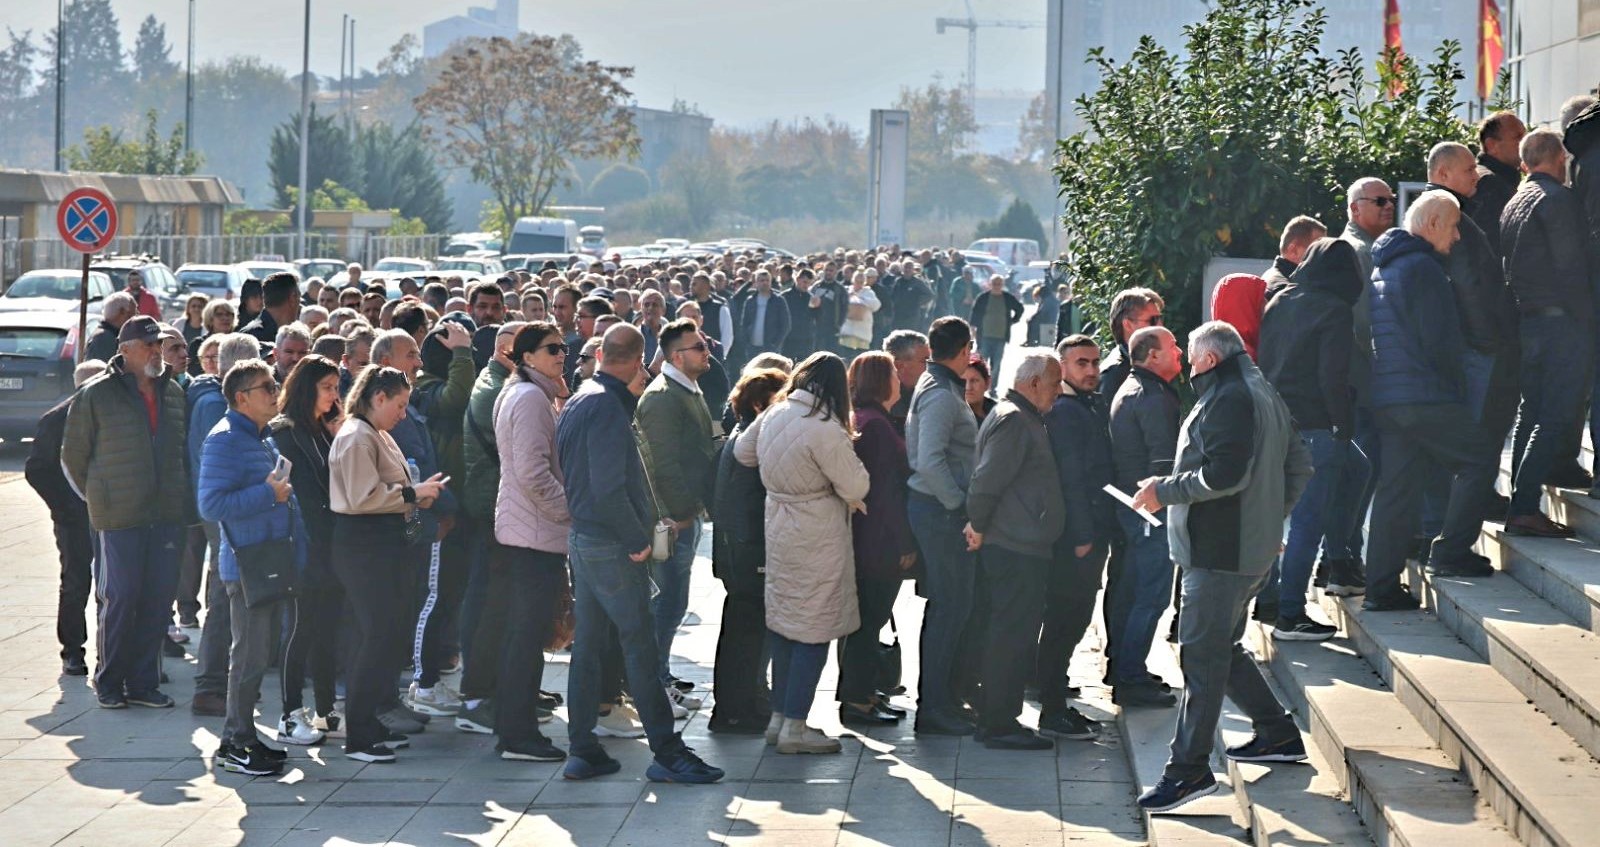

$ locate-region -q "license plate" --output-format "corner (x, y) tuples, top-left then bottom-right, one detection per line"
(0, 378), (22, 390)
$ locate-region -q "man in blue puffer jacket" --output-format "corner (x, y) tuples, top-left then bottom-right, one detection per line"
(1364, 190), (1497, 611)
(198, 359), (310, 777)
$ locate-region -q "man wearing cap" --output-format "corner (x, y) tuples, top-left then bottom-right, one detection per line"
(63, 316), (192, 709)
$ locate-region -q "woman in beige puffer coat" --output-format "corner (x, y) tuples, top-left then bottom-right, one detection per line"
(735, 352), (870, 754)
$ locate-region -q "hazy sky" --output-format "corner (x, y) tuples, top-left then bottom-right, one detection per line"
(5, 0), (1049, 128)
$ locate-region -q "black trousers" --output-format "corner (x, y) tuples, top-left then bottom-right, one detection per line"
(461, 540), (513, 702)
(837, 577), (900, 705)
(280, 560), (343, 718)
(494, 546), (566, 746)
(1034, 543), (1108, 714)
(413, 518), (471, 689)
(979, 545), (1049, 733)
(332, 514), (408, 753)
(175, 524), (207, 622)
(713, 577), (767, 719)
(54, 514), (95, 661)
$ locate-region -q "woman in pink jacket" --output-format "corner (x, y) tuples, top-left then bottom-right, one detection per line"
(490, 321), (572, 764)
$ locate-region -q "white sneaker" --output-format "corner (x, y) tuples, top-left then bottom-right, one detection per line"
(405, 681), (462, 717)
(595, 704), (645, 738)
(314, 709), (345, 739)
(776, 717), (841, 755)
(277, 707), (327, 746)
(765, 712), (784, 745)
(666, 685), (702, 712)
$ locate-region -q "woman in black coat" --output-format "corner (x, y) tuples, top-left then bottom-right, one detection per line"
(708, 366), (789, 735)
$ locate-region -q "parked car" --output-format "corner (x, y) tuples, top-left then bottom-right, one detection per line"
(968, 238), (1042, 270)
(578, 225), (608, 257)
(436, 257), (506, 276)
(372, 257), (436, 276)
(176, 263), (250, 301)
(441, 232), (503, 256)
(960, 250), (1018, 293)
(295, 258), (347, 284)
(503, 253), (593, 272)
(241, 260), (301, 282)
(0, 310), (101, 440)
(0, 269), (116, 314)
(507, 218), (579, 254)
(653, 238), (690, 250)
(91, 256), (183, 319)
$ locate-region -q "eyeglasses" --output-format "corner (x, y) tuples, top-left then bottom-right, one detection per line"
(673, 342), (709, 356)
(243, 381), (280, 396)
(1358, 196), (1395, 208)
(577, 353), (595, 362)
(540, 342), (568, 355)
(202, 354), (219, 363)
(1138, 314), (1164, 326)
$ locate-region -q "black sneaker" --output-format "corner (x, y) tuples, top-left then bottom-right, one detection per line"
(498, 736), (567, 762)
(1251, 597), (1280, 624)
(259, 745), (288, 762)
(125, 689), (175, 708)
(563, 748), (622, 780)
(1137, 772), (1219, 813)
(708, 710), (769, 735)
(213, 741), (237, 768)
(1426, 554), (1494, 578)
(982, 728), (1054, 751)
(1271, 614), (1337, 642)
(1113, 682), (1177, 708)
(1325, 560), (1367, 597)
(161, 638), (187, 658)
(384, 732), (411, 749)
(539, 689), (564, 706)
(222, 744), (284, 776)
(345, 744), (397, 764)
(1225, 733), (1308, 763)
(62, 655), (88, 676)
(97, 690), (128, 709)
(646, 746), (725, 783)
(666, 675), (695, 694)
(1362, 591), (1421, 612)
(914, 709), (976, 736)
(1039, 708), (1100, 741)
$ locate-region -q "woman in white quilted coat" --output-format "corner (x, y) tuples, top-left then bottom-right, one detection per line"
(488, 321), (571, 763)
(735, 352), (870, 754)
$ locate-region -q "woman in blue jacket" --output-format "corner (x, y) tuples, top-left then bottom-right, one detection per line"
(197, 359), (311, 777)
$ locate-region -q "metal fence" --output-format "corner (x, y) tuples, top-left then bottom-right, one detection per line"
(2, 233), (451, 282)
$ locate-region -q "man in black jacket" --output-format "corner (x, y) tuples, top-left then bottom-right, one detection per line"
(892, 262), (935, 333)
(1100, 287), (1165, 401)
(1261, 216), (1327, 303)
(239, 273), (301, 347)
(26, 359), (107, 676)
(779, 269), (819, 362)
(1502, 128), (1590, 538)
(1036, 334), (1115, 739)
(1258, 238), (1367, 635)
(1474, 111), (1526, 253)
(1565, 99), (1600, 496)
(737, 269), (790, 364)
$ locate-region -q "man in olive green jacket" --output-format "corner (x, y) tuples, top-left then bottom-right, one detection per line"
(62, 316), (191, 709)
(635, 319), (717, 703)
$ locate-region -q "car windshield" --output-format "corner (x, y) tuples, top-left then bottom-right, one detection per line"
(375, 261), (422, 273)
(436, 260), (481, 271)
(180, 270), (232, 289)
(244, 265), (284, 278)
(5, 274), (80, 299)
(0, 328), (65, 358)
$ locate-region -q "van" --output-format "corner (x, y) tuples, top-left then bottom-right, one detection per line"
(508, 217), (580, 255)
(968, 238), (1042, 270)
(578, 225), (608, 257)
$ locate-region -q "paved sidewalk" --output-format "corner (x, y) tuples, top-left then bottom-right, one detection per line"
(0, 473), (1147, 846)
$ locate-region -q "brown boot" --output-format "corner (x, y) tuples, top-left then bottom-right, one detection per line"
(191, 691), (226, 717)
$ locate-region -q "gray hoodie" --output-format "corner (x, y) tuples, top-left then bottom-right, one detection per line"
(906, 361), (978, 511)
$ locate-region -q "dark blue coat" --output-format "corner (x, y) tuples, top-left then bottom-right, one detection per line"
(556, 371), (654, 551)
(738, 291), (791, 351)
(186, 375), (225, 494)
(390, 399), (457, 539)
(197, 409), (306, 582)
(1367, 228), (1467, 409)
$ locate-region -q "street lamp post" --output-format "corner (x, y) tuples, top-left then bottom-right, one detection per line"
(54, 0), (64, 171)
(185, 0), (195, 152)
(295, 0), (312, 259)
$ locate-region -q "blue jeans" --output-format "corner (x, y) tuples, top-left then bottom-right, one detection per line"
(979, 337), (1007, 379)
(908, 492), (976, 716)
(1326, 406), (1379, 562)
(1110, 508), (1173, 685)
(1512, 315), (1593, 516)
(567, 531), (684, 759)
(95, 524), (182, 697)
(649, 518), (700, 687)
(1280, 429), (1358, 618)
(768, 632), (829, 719)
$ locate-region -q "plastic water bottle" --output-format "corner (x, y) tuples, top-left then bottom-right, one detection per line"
(407, 458), (421, 485)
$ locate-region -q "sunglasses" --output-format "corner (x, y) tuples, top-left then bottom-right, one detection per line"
(1359, 196), (1395, 208)
(673, 342), (709, 355)
(541, 342), (568, 356)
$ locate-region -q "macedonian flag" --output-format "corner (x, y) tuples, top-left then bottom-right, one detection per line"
(1384, 0), (1405, 96)
(1479, 0), (1505, 100)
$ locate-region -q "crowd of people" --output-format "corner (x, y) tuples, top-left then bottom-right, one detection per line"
(25, 100), (1600, 813)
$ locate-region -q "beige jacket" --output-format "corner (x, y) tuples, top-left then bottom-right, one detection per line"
(735, 389), (871, 643)
(329, 416), (412, 515)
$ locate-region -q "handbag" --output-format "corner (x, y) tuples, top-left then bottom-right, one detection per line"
(874, 615), (905, 696)
(221, 519), (299, 609)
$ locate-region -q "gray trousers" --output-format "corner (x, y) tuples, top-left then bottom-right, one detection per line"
(194, 522), (232, 696)
(1166, 566), (1297, 781)
(222, 581), (280, 747)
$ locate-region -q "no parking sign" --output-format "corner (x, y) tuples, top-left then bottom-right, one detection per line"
(55, 187), (119, 363)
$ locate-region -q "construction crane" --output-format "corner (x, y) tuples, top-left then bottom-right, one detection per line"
(935, 0), (1044, 110)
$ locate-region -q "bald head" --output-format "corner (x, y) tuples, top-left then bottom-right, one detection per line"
(598, 323), (645, 382)
(1427, 141), (1479, 198)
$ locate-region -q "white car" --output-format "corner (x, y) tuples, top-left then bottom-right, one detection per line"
(176, 264), (250, 301)
(0, 269), (116, 314)
(241, 260), (301, 282)
(435, 257), (506, 276)
(373, 257), (436, 276)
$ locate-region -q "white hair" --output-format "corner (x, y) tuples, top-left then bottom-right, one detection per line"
(275, 322), (312, 349)
(371, 328), (414, 366)
(1188, 321), (1246, 363)
(1011, 349), (1060, 388)
(1520, 128), (1567, 171)
(101, 292), (137, 322)
(1562, 94), (1597, 130)
(300, 305), (329, 326)
(73, 359), (107, 387)
(1346, 177), (1390, 208)
(1403, 189), (1461, 234)
(216, 332), (262, 375)
(1426, 141), (1474, 177)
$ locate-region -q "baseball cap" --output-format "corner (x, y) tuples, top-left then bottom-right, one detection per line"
(117, 316), (162, 344)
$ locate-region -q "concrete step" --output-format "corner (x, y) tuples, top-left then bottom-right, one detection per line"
(1321, 592), (1600, 847)
(1246, 621), (1516, 847)
(1417, 558), (1600, 763)
(1479, 522), (1600, 637)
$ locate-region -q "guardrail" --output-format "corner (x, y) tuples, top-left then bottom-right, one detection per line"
(2, 233), (451, 281)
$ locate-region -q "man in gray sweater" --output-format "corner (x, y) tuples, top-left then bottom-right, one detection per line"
(906, 317), (982, 736)
(1131, 322), (1313, 814)
(964, 350), (1066, 751)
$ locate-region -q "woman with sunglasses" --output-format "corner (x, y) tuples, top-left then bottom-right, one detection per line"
(487, 322), (572, 762)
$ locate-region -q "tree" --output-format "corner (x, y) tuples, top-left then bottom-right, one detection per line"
(355, 121), (453, 232)
(975, 198), (1048, 250)
(415, 34), (639, 240)
(894, 79), (978, 163)
(63, 109), (200, 174)
(1054, 0), (1471, 345)
(588, 164), (652, 207)
(662, 151), (731, 234)
(45, 0), (128, 90)
(0, 28), (38, 105)
(132, 15), (178, 83)
(268, 105), (361, 209)
(1017, 91), (1056, 163)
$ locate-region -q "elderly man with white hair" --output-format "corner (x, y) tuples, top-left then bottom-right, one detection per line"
(962, 349), (1066, 751)
(86, 292), (138, 362)
(1357, 189), (1506, 613)
(1130, 321), (1312, 814)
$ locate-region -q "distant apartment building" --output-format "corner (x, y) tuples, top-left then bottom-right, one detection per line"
(1504, 0), (1600, 126)
(424, 0), (520, 58)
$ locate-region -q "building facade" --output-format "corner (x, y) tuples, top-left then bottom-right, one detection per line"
(1505, 0), (1600, 126)
(423, 0), (520, 58)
